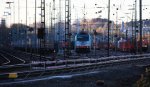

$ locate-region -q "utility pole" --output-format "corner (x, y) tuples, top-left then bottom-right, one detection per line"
(41, 0), (45, 47)
(49, 2), (51, 50)
(6, 1), (14, 27)
(58, 0), (61, 54)
(132, 8), (134, 46)
(26, 0), (30, 70)
(13, 2), (15, 24)
(5, 1), (14, 47)
(64, 0), (71, 61)
(115, 8), (118, 53)
(38, 0), (45, 61)
(83, 4), (86, 30)
(18, 0), (20, 48)
(52, 0), (56, 60)
(139, 0), (142, 54)
(134, 0), (137, 54)
(49, 0), (58, 61)
(116, 8), (118, 37)
(25, 0), (28, 52)
(107, 0), (110, 57)
(35, 0), (37, 53)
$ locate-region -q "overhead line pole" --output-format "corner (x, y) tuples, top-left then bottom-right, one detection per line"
(40, 0), (45, 61)
(26, 0), (28, 52)
(107, 0), (110, 57)
(139, 0), (142, 54)
(18, 0), (20, 48)
(132, 6), (134, 45)
(35, 0), (37, 53)
(58, 0), (61, 53)
(134, 0), (137, 54)
(64, 0), (71, 65)
(5, 1), (14, 47)
(52, 0), (56, 51)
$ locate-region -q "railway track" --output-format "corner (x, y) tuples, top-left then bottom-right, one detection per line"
(30, 53), (150, 69)
(0, 53), (10, 65)
(0, 50), (26, 66)
(0, 48), (149, 70)
(0, 52), (150, 84)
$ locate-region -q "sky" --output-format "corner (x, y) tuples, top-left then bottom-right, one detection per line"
(0, 0), (150, 27)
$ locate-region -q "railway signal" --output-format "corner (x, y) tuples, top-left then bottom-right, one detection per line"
(37, 28), (45, 39)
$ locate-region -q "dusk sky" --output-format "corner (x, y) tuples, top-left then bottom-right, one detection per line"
(0, 0), (150, 26)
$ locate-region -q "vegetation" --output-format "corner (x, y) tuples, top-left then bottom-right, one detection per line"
(134, 67), (150, 87)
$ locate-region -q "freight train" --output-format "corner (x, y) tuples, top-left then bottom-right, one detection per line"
(95, 37), (148, 52)
(117, 38), (148, 52)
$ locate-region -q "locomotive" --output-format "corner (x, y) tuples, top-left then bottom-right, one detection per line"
(74, 31), (92, 53)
